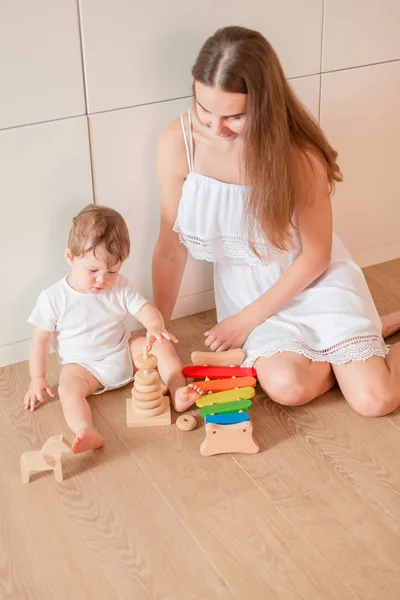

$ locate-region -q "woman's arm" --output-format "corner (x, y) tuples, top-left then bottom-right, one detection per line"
(243, 151), (333, 328)
(152, 120), (188, 325)
(204, 150), (333, 350)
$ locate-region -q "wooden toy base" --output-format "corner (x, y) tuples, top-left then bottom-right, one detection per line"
(126, 395), (171, 428)
(200, 422), (259, 456)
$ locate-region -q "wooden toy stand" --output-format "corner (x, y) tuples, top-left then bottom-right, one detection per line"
(127, 346), (171, 427)
(201, 421), (259, 456)
(184, 349), (259, 456)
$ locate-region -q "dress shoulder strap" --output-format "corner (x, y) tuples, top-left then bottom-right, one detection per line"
(180, 109), (195, 174)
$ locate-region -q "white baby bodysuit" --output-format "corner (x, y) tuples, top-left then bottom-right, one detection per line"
(28, 274), (148, 364)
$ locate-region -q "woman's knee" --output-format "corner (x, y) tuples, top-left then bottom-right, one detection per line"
(258, 370), (314, 406)
(255, 354), (334, 406)
(345, 382), (398, 417)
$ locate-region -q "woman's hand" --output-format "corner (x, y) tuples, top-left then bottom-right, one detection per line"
(204, 312), (255, 352)
(146, 327), (178, 350)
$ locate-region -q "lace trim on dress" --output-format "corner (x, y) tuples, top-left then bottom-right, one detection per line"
(242, 334), (390, 367)
(173, 224), (271, 265)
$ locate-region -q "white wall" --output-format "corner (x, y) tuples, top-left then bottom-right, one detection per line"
(1, 0), (399, 367)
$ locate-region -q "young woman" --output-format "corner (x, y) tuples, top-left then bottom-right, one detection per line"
(151, 26), (400, 416)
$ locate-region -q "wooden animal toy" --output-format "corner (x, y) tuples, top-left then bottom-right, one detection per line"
(126, 346), (171, 427)
(191, 348), (245, 366)
(20, 434), (72, 484)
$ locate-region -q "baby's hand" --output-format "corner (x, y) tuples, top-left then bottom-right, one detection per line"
(146, 327), (178, 350)
(24, 377), (55, 412)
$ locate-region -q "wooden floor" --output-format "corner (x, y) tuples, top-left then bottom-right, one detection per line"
(1, 259), (400, 600)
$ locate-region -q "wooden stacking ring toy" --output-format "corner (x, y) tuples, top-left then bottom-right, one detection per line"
(127, 346), (172, 427)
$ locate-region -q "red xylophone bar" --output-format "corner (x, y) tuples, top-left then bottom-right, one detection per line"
(182, 366), (256, 379)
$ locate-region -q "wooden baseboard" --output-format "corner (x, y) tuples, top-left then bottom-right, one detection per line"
(353, 241), (400, 268)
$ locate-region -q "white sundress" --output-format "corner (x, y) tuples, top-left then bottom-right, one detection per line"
(173, 110), (389, 368)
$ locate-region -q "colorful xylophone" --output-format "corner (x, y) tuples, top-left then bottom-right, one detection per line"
(184, 349), (259, 456)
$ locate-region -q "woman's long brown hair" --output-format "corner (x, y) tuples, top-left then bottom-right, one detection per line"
(192, 26), (342, 253)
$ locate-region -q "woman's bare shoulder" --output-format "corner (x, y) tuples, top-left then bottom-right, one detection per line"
(158, 116), (186, 156)
(157, 115), (189, 178)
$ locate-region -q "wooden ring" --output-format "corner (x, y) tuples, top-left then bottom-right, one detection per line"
(134, 382), (161, 393)
(134, 369), (159, 385)
(132, 403), (164, 417)
(132, 397), (163, 410)
(134, 353), (157, 370)
(176, 414), (197, 431)
(132, 388), (162, 402)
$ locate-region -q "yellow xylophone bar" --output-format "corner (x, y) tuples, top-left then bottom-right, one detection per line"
(195, 386), (255, 408)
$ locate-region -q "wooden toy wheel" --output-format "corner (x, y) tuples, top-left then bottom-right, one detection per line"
(176, 414), (197, 431)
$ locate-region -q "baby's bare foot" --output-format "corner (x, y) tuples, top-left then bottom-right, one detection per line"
(174, 384), (203, 413)
(72, 428), (105, 454)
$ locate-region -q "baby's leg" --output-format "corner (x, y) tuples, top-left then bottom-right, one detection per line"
(58, 364), (105, 454)
(129, 334), (201, 412)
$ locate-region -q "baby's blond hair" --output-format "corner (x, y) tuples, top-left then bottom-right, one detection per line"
(68, 204), (130, 266)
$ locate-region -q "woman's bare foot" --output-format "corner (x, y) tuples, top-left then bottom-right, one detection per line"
(72, 427), (105, 454)
(381, 310), (400, 338)
(173, 384), (203, 413)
